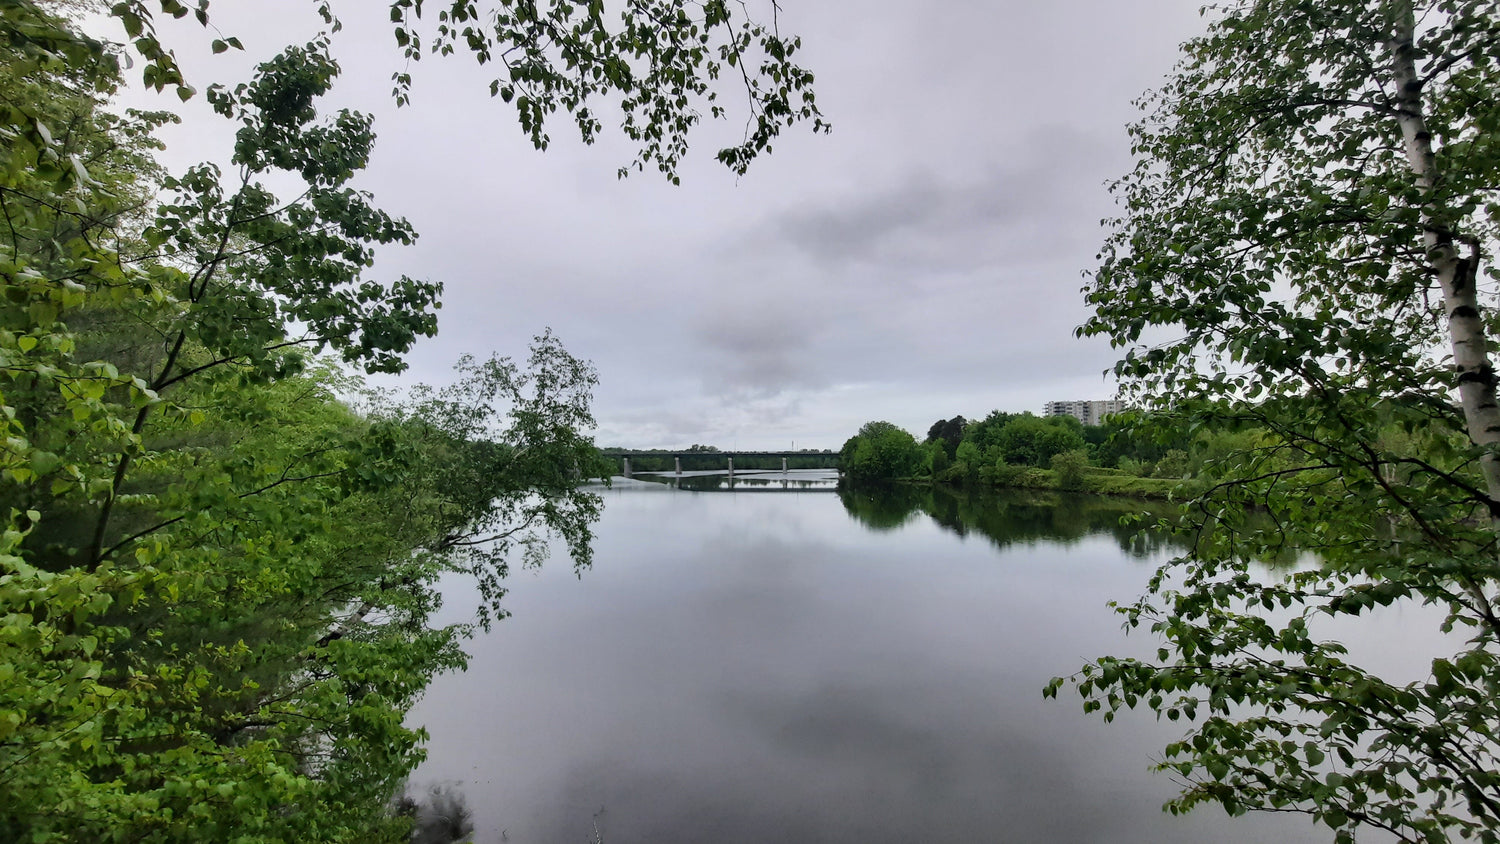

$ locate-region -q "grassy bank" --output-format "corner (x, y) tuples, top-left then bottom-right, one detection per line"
(917, 465), (1195, 500)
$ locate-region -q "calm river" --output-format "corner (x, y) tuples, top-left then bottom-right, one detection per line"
(409, 471), (1357, 843)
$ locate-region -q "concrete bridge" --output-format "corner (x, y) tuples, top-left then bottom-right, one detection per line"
(599, 450), (839, 478)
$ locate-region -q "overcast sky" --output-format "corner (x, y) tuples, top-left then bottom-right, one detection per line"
(110, 0), (1210, 450)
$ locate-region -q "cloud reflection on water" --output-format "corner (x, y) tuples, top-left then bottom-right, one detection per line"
(407, 486), (1330, 844)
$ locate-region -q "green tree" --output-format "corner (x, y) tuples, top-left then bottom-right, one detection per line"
(105, 0), (828, 183)
(0, 22), (605, 837)
(923, 439), (951, 476)
(1084, 410), (1177, 470)
(841, 420), (921, 484)
(1086, 413), (1176, 473)
(1049, 449), (1089, 491)
(991, 413), (1085, 468)
(0, 0), (824, 838)
(925, 415), (967, 459)
(365, 332), (612, 628)
(1052, 1), (1500, 841)
(959, 410), (1015, 459)
(952, 439), (983, 482)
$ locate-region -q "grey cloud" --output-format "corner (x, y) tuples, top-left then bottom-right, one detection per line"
(598, 402), (739, 449)
(691, 304), (825, 395)
(597, 390), (813, 450)
(119, 0), (1211, 449)
(768, 129), (1119, 274)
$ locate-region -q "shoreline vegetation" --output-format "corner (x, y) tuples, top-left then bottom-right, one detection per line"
(836, 411), (1217, 502)
(895, 464), (1188, 500)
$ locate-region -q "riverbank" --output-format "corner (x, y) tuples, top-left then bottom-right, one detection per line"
(911, 465), (1195, 500)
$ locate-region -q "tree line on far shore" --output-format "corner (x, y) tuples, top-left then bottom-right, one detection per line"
(837, 409), (1246, 497)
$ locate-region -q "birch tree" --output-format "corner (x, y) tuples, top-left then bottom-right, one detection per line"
(1050, 1), (1500, 841)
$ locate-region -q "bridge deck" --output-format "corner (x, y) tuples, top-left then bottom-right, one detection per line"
(601, 451), (835, 458)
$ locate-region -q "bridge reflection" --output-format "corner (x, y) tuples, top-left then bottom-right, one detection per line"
(628, 469), (840, 493)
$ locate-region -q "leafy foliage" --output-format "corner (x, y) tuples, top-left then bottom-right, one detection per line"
(363, 333), (611, 628)
(0, 3), (626, 841)
(1052, 2), (1500, 841)
(1049, 449), (1088, 491)
(381, 0), (829, 180)
(839, 420), (922, 484)
(0, 0), (828, 833)
(925, 415), (966, 459)
(988, 414), (1086, 469)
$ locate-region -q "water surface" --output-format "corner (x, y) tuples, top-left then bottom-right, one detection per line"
(410, 476), (1364, 843)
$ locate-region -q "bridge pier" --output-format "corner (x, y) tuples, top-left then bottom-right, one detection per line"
(622, 457), (631, 478)
(727, 457), (734, 477)
(674, 456), (681, 476)
(782, 457), (788, 473)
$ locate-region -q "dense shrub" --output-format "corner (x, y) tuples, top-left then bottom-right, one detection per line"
(1051, 449), (1090, 490)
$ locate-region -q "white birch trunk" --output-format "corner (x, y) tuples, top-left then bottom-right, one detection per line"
(1389, 2), (1500, 514)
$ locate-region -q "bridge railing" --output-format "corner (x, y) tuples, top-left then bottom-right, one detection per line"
(601, 451), (840, 474)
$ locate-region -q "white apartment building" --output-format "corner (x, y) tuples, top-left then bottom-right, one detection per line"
(1043, 400), (1127, 426)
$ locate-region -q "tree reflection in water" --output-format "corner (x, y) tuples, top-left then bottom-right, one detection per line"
(395, 784), (476, 844)
(838, 484), (1185, 559)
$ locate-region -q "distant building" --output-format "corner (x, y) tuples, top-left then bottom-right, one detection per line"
(1043, 400), (1127, 426)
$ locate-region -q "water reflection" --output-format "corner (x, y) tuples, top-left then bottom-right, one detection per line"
(630, 468), (840, 492)
(631, 469), (1178, 560)
(408, 482), (1329, 844)
(840, 484), (1184, 558)
(396, 784), (476, 844)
